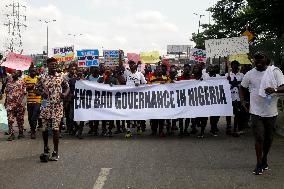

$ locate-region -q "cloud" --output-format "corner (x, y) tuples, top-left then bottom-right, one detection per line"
(90, 0), (130, 7)
(1, 1), (184, 56)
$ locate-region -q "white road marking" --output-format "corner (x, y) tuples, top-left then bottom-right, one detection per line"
(93, 168), (112, 189)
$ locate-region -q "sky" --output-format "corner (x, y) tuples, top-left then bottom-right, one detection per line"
(0, 0), (218, 56)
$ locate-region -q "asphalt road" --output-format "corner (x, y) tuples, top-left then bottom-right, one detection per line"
(1, 115), (284, 189)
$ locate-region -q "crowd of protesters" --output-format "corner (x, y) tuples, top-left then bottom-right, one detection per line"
(0, 52), (284, 175)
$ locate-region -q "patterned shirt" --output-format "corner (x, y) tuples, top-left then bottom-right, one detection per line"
(35, 73), (69, 119)
(5, 79), (26, 110)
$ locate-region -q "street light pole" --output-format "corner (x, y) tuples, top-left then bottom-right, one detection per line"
(47, 24), (49, 57)
(193, 13), (205, 34)
(67, 33), (83, 52)
(39, 19), (56, 57)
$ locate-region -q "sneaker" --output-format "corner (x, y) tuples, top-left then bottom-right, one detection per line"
(253, 164), (263, 175)
(262, 163), (269, 171)
(49, 151), (59, 161)
(125, 131), (132, 138)
(40, 153), (49, 162)
(61, 124), (66, 130)
(197, 133), (204, 138)
(210, 131), (218, 137)
(17, 133), (25, 139)
(7, 134), (15, 141)
(262, 158), (269, 170)
(40, 147), (50, 163)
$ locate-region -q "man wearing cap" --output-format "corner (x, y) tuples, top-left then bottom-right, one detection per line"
(240, 52), (284, 175)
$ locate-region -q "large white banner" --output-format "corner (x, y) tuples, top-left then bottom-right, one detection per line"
(205, 36), (249, 58)
(74, 79), (233, 121)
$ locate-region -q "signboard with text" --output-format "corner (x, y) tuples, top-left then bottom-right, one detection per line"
(77, 49), (99, 67)
(52, 46), (75, 62)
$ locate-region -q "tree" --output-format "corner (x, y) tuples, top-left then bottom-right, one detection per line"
(192, 0), (284, 65)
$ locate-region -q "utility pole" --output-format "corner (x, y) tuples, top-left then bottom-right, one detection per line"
(3, 0), (27, 54)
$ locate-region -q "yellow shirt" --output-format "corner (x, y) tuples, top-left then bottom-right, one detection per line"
(23, 76), (41, 103)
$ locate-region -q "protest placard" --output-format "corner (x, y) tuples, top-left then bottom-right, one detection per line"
(103, 50), (120, 66)
(52, 46), (75, 62)
(228, 54), (251, 65)
(127, 53), (141, 63)
(77, 49), (99, 67)
(205, 36), (249, 58)
(74, 79), (233, 121)
(190, 48), (207, 62)
(140, 51), (160, 64)
(1, 52), (32, 71)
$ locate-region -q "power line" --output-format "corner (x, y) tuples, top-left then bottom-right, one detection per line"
(3, 0), (27, 54)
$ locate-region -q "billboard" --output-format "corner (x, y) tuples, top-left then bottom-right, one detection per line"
(167, 45), (191, 54)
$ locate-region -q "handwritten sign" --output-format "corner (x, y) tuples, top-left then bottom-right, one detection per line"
(1, 52), (32, 71)
(53, 46), (75, 62)
(190, 48), (207, 62)
(205, 36), (249, 58)
(140, 51), (160, 64)
(77, 49), (99, 67)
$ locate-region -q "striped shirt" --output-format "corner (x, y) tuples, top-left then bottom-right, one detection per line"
(23, 76), (41, 103)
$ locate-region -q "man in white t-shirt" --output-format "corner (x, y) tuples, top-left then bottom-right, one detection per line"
(225, 60), (244, 136)
(120, 60), (147, 138)
(123, 61), (147, 86)
(240, 52), (284, 175)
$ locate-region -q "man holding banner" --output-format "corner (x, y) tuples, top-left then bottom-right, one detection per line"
(240, 52), (284, 175)
(120, 60), (147, 138)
